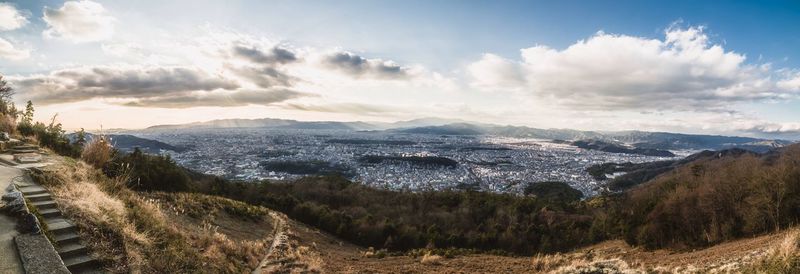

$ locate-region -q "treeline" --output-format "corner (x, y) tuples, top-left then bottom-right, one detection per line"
(359, 155), (459, 168)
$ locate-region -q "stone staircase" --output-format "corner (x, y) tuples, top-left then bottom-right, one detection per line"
(15, 182), (103, 273)
(9, 145), (40, 155)
(0, 145), (43, 166)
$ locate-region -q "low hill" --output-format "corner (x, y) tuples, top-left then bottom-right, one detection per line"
(614, 144), (800, 249)
(572, 139), (675, 157)
(588, 148), (757, 190)
(67, 133), (186, 153)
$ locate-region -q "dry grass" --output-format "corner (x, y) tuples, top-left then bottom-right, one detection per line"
(30, 158), (278, 273)
(743, 228), (800, 273)
(527, 230), (800, 274)
(81, 135), (113, 168)
(420, 251), (443, 265)
(531, 253), (568, 272)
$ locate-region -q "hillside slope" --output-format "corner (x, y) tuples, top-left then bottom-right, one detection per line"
(29, 157), (284, 273)
(269, 209), (795, 273)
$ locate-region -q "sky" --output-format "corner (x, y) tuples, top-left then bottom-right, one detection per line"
(0, 0), (799, 139)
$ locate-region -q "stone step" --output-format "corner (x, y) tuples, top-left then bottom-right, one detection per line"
(54, 232), (81, 246)
(26, 193), (52, 202)
(0, 155), (18, 166)
(39, 208), (62, 218)
(62, 254), (99, 272)
(45, 219), (76, 235)
(19, 186), (47, 195)
(31, 200), (58, 209)
(57, 242), (88, 258)
(11, 149), (39, 154)
(13, 145), (39, 150)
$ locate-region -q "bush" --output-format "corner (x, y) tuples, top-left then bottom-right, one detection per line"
(81, 135), (113, 168)
(0, 113), (16, 135)
(24, 118), (82, 158)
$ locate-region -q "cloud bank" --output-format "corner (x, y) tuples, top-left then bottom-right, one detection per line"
(10, 66), (239, 104)
(468, 27), (800, 112)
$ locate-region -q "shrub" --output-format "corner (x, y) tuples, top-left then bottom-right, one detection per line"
(82, 135), (113, 168)
(0, 113), (16, 135)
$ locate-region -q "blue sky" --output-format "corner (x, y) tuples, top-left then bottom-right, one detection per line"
(0, 0), (799, 138)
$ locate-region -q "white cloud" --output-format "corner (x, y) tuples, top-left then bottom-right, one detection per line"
(467, 53), (524, 89)
(43, 0), (115, 42)
(0, 3), (28, 31)
(468, 26), (800, 112)
(777, 72), (800, 92)
(0, 37), (29, 60)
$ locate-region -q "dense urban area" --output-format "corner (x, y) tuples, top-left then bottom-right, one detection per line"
(138, 128), (678, 196)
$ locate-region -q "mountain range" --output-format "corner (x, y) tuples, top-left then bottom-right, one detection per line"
(141, 117), (794, 152)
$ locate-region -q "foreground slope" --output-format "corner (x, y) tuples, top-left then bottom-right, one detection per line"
(30, 157), (283, 273)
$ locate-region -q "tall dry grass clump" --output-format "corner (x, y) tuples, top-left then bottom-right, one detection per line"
(420, 251), (443, 265)
(531, 253), (568, 272)
(81, 134), (113, 168)
(744, 229), (800, 273)
(0, 113), (15, 135)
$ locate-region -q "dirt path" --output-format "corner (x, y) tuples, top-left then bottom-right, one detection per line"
(252, 212), (288, 273)
(251, 211), (324, 273)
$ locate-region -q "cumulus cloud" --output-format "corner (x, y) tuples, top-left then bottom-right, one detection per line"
(123, 89), (308, 108)
(777, 72), (800, 92)
(0, 3), (28, 31)
(468, 26), (800, 111)
(228, 65), (297, 88)
(232, 45), (298, 64)
(0, 37), (29, 60)
(467, 53), (524, 89)
(226, 43), (300, 88)
(322, 51), (410, 79)
(43, 0), (115, 42)
(9, 66), (239, 104)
